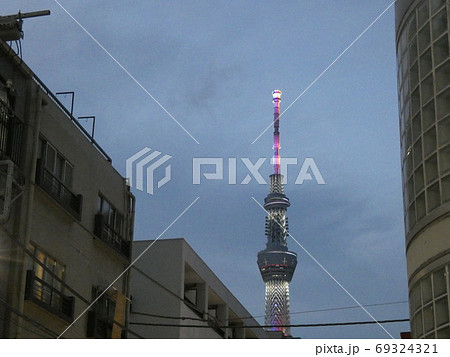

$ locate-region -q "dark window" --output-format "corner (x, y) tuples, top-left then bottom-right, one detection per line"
(40, 139), (74, 188)
(0, 94), (23, 166)
(36, 138), (82, 220)
(94, 195), (129, 258)
(87, 288), (123, 339)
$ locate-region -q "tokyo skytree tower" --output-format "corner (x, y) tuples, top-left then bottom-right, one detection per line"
(257, 90), (297, 336)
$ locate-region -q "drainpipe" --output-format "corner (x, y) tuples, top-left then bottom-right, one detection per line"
(13, 85), (43, 337)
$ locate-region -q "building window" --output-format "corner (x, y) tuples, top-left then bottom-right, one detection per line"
(410, 262), (450, 338)
(94, 195), (129, 258)
(0, 88), (23, 166)
(87, 287), (125, 338)
(398, 0), (450, 232)
(24, 245), (74, 321)
(35, 138), (82, 220)
(0, 77), (16, 111)
(38, 138), (73, 188)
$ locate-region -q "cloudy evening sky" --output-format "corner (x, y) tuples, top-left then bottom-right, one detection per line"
(3, 0), (409, 338)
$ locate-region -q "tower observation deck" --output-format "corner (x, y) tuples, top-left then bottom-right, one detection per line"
(257, 90), (297, 336)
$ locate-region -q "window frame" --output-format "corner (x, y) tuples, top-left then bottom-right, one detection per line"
(39, 137), (74, 189)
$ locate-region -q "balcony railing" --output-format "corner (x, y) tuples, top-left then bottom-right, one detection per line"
(0, 99), (23, 167)
(24, 270), (75, 322)
(35, 159), (82, 221)
(183, 298), (225, 337)
(94, 214), (130, 259)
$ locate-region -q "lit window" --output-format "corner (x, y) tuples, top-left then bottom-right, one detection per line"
(31, 245), (65, 308)
(24, 244), (74, 321)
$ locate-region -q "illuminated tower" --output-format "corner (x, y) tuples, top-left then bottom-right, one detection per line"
(257, 90), (297, 336)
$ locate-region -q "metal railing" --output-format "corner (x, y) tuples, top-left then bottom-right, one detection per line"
(87, 310), (114, 338)
(0, 99), (23, 167)
(24, 270), (74, 322)
(31, 75), (112, 163)
(35, 160), (82, 220)
(94, 214), (130, 259)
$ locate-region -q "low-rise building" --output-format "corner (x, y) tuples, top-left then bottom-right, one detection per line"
(130, 239), (279, 338)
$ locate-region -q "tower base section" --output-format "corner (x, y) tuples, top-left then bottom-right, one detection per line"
(264, 278), (291, 336)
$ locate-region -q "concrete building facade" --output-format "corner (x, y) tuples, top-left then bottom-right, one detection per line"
(0, 39), (135, 338)
(130, 239), (280, 338)
(395, 0), (450, 338)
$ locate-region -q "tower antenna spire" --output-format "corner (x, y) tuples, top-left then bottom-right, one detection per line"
(272, 90), (282, 175)
(257, 90), (297, 336)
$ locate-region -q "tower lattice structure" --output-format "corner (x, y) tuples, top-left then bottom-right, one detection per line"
(257, 90), (297, 336)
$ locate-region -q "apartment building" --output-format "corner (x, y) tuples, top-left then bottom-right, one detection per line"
(0, 39), (135, 338)
(130, 239), (281, 338)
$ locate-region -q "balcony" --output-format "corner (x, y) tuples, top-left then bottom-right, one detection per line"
(94, 214), (130, 259)
(24, 270), (75, 322)
(35, 159), (82, 221)
(0, 99), (23, 167)
(86, 310), (114, 338)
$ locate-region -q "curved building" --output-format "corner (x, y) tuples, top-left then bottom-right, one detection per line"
(395, 0), (450, 338)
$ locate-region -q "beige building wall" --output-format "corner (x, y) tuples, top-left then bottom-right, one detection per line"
(130, 239), (276, 339)
(0, 39), (135, 338)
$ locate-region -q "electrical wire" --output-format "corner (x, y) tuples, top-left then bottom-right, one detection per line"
(130, 318), (410, 329)
(0, 125), (143, 338)
(2, 205), (409, 337)
(18, 39), (22, 59)
(0, 224), (144, 339)
(131, 311), (205, 322)
(131, 265), (218, 322)
(0, 296), (60, 338)
(131, 300), (409, 323)
(131, 264), (409, 329)
(2, 208), (410, 337)
(0, 312), (52, 338)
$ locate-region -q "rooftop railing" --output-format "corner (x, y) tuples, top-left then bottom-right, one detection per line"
(31, 75), (112, 163)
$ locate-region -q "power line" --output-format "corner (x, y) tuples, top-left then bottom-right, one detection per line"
(57, 197), (200, 339)
(0, 224), (144, 339)
(3, 222), (409, 337)
(131, 261), (408, 325)
(131, 265), (218, 322)
(292, 301), (408, 317)
(0, 296), (61, 338)
(130, 318), (409, 329)
(131, 300), (409, 323)
(132, 311), (205, 322)
(0, 312), (52, 338)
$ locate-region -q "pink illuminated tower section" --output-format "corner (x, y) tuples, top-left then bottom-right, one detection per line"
(272, 90), (282, 174)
